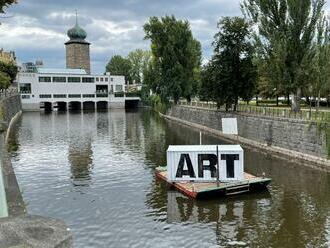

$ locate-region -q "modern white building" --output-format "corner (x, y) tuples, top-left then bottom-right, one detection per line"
(18, 68), (139, 111)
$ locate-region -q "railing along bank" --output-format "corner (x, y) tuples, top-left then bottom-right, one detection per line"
(177, 100), (330, 122)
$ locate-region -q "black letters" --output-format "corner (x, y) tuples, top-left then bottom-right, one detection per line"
(198, 154), (217, 178)
(176, 154), (196, 178)
(221, 154), (239, 178)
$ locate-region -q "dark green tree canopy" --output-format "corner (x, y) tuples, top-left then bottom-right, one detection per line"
(242, 0), (326, 111)
(144, 15), (201, 103)
(0, 0), (16, 14)
(200, 17), (256, 110)
(105, 55), (132, 84)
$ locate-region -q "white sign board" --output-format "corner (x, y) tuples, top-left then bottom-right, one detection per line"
(222, 118), (238, 135)
(167, 145), (244, 182)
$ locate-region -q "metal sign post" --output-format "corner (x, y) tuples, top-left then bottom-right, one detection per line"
(216, 145), (220, 187)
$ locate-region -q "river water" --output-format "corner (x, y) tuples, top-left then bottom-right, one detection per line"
(8, 109), (330, 248)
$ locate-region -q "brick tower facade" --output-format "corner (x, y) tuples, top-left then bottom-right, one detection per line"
(65, 15), (91, 74)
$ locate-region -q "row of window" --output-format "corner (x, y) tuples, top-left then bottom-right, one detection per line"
(39, 94), (101, 98)
(39, 77), (114, 83)
(22, 93), (125, 99)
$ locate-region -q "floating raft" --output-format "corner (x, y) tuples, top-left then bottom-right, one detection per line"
(155, 167), (271, 199)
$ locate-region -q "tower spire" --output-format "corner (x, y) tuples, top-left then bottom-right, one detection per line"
(75, 9), (78, 25)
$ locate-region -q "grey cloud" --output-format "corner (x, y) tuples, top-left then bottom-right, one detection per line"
(1, 0), (252, 73)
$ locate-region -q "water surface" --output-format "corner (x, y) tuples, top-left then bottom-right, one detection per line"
(9, 109), (330, 247)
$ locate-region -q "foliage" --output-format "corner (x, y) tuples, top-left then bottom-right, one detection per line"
(0, 61), (17, 83)
(0, 0), (16, 14)
(0, 71), (10, 89)
(200, 17), (256, 110)
(127, 49), (151, 84)
(144, 15), (202, 103)
(105, 55), (132, 84)
(148, 94), (169, 114)
(242, 0), (326, 112)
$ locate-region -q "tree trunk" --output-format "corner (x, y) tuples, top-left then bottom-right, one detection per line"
(287, 94), (290, 106)
(316, 90), (321, 113)
(276, 95), (279, 106)
(256, 95), (259, 106)
(291, 87), (302, 112)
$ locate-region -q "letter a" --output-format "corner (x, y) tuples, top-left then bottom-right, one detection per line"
(176, 154), (196, 178)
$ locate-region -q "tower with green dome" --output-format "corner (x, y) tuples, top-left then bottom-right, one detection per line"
(65, 11), (91, 74)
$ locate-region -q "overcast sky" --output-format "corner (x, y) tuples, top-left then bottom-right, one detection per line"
(1, 0), (329, 74)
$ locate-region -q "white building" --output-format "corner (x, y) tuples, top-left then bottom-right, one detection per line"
(17, 68), (139, 111)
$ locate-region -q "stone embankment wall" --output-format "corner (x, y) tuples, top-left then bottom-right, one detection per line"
(0, 95), (22, 127)
(167, 105), (329, 162)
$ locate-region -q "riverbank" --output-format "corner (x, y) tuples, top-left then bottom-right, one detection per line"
(0, 94), (73, 247)
(163, 105), (330, 170)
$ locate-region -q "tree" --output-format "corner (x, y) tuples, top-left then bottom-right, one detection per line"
(105, 55), (132, 84)
(144, 15), (202, 103)
(0, 71), (10, 89)
(0, 61), (17, 83)
(242, 0), (325, 112)
(0, 0), (16, 14)
(127, 49), (151, 84)
(201, 17), (256, 110)
(312, 15), (330, 111)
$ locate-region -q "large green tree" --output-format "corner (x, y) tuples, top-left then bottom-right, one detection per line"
(201, 17), (256, 111)
(105, 55), (132, 84)
(144, 15), (201, 103)
(312, 15), (330, 111)
(127, 49), (151, 84)
(242, 0), (325, 112)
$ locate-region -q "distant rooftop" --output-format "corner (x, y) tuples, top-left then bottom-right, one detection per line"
(37, 68), (87, 75)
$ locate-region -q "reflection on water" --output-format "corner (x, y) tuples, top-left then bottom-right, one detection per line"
(8, 109), (330, 248)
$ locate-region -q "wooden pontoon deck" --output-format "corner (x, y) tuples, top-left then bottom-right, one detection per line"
(155, 167), (271, 199)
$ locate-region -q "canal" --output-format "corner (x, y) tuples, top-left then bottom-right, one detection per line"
(8, 109), (330, 247)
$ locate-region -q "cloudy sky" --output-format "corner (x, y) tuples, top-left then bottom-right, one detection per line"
(1, 0), (329, 74)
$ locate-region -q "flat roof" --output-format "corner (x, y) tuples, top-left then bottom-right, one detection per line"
(37, 68), (87, 75)
(167, 145), (243, 152)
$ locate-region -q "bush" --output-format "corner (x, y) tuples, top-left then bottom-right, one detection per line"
(148, 94), (169, 114)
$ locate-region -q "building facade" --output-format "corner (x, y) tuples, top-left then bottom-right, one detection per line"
(18, 68), (130, 111)
(65, 19), (90, 74)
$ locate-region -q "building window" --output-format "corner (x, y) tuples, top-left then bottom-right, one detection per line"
(39, 94), (52, 98)
(83, 94), (95, 98)
(52, 77), (66, 83)
(105, 77), (108, 82)
(21, 95), (30, 99)
(53, 94), (66, 98)
(115, 85), (123, 92)
(110, 77), (113, 82)
(96, 77), (99, 82)
(100, 77), (104, 82)
(82, 77), (94, 83)
(68, 77), (81, 83)
(39, 76), (51, 82)
(19, 83), (31, 94)
(68, 94), (81, 98)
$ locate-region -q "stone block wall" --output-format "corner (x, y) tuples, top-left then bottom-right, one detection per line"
(65, 42), (90, 74)
(0, 95), (22, 126)
(167, 105), (328, 158)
